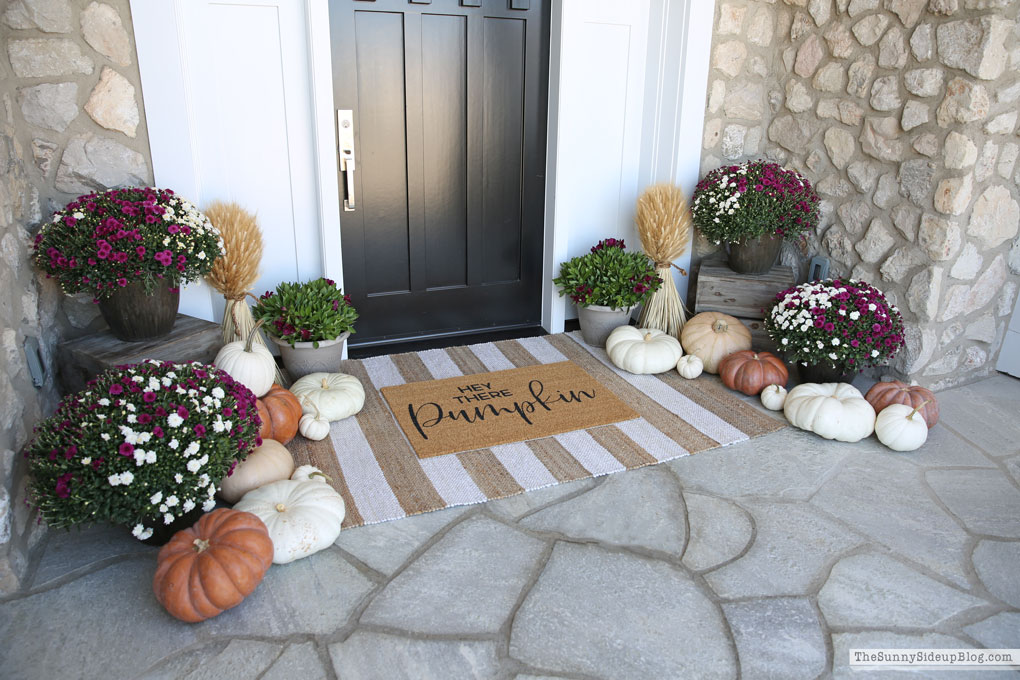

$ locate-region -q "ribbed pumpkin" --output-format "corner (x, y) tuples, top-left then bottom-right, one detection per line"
(719, 350), (789, 396)
(256, 384), (302, 445)
(152, 508), (273, 623)
(679, 312), (752, 373)
(864, 380), (939, 429)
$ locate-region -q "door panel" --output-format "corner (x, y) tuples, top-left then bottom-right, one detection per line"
(329, 0), (549, 346)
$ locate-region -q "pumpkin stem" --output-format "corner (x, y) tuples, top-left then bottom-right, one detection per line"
(321, 378), (330, 389)
(244, 318), (267, 353)
(193, 538), (210, 553)
(907, 399), (931, 420)
(644, 332), (654, 342)
(310, 471), (333, 482)
(713, 320), (728, 333)
(275, 503), (287, 512)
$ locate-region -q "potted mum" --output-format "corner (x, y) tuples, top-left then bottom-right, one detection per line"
(764, 278), (905, 383)
(26, 360), (262, 544)
(253, 277), (358, 379)
(32, 187), (223, 341)
(553, 238), (662, 347)
(692, 160), (820, 274)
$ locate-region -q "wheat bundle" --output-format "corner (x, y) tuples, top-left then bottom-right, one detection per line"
(635, 184), (692, 337)
(204, 201), (286, 385)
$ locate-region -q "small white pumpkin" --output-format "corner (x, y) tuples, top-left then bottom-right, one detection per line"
(760, 384), (787, 411)
(213, 319), (276, 398)
(783, 382), (876, 443)
(233, 479), (346, 564)
(218, 439), (295, 504)
(875, 402), (930, 451)
(676, 354), (704, 380)
(299, 413), (330, 441)
(291, 372), (365, 421)
(605, 326), (684, 375)
(292, 465), (330, 483)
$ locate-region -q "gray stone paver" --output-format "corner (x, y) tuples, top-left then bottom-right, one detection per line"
(509, 541), (736, 679)
(811, 453), (974, 586)
(520, 465), (687, 556)
(260, 642), (329, 680)
(668, 427), (850, 500)
(963, 612), (1020, 649)
(705, 500), (864, 598)
(682, 492), (754, 571)
(926, 468), (1020, 538)
(329, 632), (502, 680)
(818, 553), (988, 628)
(1, 374), (1018, 679)
(972, 540), (1020, 609)
(722, 597), (827, 680)
(360, 515), (545, 635)
(334, 505), (470, 575)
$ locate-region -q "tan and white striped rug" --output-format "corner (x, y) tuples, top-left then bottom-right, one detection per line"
(288, 332), (784, 529)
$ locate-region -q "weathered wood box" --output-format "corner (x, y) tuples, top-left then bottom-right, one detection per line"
(58, 314), (222, 395)
(693, 262), (797, 352)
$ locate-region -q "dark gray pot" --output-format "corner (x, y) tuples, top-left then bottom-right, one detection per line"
(727, 234), (783, 274)
(97, 281), (180, 342)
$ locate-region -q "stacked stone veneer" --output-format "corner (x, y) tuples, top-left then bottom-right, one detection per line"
(699, 0), (1020, 389)
(0, 0), (152, 593)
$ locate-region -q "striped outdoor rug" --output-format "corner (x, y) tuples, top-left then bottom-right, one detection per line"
(288, 332), (784, 529)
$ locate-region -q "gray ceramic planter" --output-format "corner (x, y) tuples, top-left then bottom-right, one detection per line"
(271, 332), (350, 380)
(577, 304), (633, 347)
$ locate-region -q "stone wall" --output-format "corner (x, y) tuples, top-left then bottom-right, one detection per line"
(698, 0), (1020, 389)
(0, 0), (151, 593)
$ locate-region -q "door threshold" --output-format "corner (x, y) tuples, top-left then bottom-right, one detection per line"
(348, 324), (550, 360)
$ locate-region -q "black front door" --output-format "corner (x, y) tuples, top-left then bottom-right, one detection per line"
(329, 0), (549, 347)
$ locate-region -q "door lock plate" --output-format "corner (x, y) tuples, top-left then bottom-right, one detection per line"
(337, 109), (356, 211)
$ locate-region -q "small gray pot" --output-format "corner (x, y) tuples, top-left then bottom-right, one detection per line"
(271, 332), (350, 380)
(577, 304), (633, 347)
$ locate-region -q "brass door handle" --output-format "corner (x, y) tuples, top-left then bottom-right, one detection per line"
(337, 110), (356, 211)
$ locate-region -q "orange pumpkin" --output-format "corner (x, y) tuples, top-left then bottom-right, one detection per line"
(256, 384), (302, 445)
(719, 350), (789, 396)
(152, 508), (273, 623)
(865, 380), (938, 429)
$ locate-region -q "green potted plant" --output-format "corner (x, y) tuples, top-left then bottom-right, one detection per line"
(25, 360), (262, 545)
(553, 238), (661, 347)
(692, 160), (820, 274)
(32, 187), (223, 341)
(253, 277), (358, 379)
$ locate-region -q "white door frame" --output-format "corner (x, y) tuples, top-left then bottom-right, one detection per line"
(133, 0), (715, 337)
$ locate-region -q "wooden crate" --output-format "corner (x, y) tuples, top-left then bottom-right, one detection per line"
(693, 262), (797, 353)
(58, 314), (222, 394)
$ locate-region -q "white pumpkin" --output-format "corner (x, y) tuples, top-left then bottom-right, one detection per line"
(760, 384), (787, 411)
(233, 479), (346, 564)
(213, 320), (276, 398)
(292, 465), (330, 483)
(218, 439), (295, 504)
(605, 326), (684, 375)
(875, 402), (929, 451)
(676, 354), (704, 380)
(291, 372), (365, 422)
(299, 413), (330, 441)
(783, 382), (876, 443)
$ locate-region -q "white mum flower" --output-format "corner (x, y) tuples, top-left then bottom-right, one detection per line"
(100, 433), (111, 441)
(832, 338), (840, 346)
(175, 473), (184, 483)
(212, 387), (225, 400)
(163, 513), (175, 525)
(185, 441), (200, 457)
(145, 451), (157, 464)
(108, 474), (121, 486)
(119, 471), (134, 485)
(168, 438), (180, 450)
(187, 459), (202, 473)
(132, 524), (146, 538)
(82, 457), (92, 465)
(872, 349), (880, 357)
(150, 491), (163, 504)
(99, 398), (110, 406)
(167, 413), (184, 428)
(166, 495), (179, 507)
(183, 499), (196, 513)
(202, 499), (216, 512)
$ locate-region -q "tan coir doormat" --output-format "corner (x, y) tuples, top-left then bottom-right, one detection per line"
(285, 332), (786, 530)
(380, 361), (639, 458)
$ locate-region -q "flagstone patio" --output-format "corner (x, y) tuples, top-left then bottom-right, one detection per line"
(1, 374), (1018, 679)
